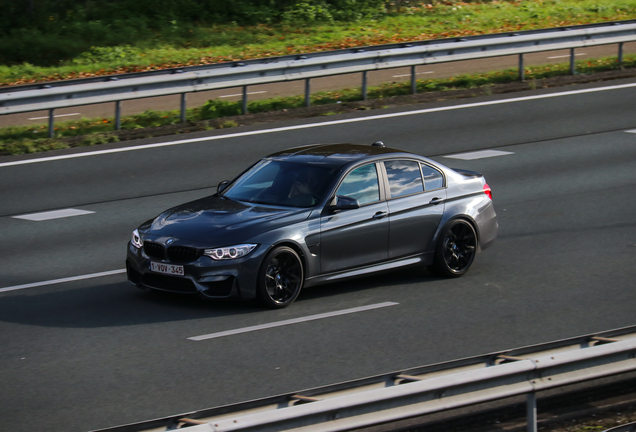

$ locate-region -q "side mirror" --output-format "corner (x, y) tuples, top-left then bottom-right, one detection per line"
(217, 180), (230, 194)
(330, 195), (360, 211)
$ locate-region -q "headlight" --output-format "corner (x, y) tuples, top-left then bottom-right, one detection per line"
(131, 229), (144, 249)
(204, 244), (257, 260)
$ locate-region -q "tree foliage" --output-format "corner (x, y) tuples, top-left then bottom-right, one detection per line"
(0, 0), (389, 33)
(0, 0), (394, 64)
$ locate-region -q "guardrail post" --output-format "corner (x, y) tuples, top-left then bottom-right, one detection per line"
(48, 109), (54, 138)
(180, 94), (187, 123)
(570, 48), (576, 75)
(242, 86), (248, 115)
(411, 66), (417, 94)
(619, 42), (624, 66)
(519, 54), (525, 81)
(527, 392), (537, 432)
(305, 79), (311, 107)
(115, 101), (121, 130)
(362, 71), (368, 101)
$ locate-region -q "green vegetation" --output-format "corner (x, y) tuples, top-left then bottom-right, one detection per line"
(2, 54), (634, 156)
(1, 0), (636, 85)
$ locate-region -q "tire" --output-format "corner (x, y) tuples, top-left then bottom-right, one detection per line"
(429, 219), (477, 278)
(257, 246), (304, 308)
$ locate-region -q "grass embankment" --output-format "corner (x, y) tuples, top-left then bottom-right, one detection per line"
(1, 0), (636, 155)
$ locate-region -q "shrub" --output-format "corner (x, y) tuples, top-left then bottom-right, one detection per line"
(199, 100), (243, 119)
(248, 96), (304, 113)
(0, 29), (90, 65)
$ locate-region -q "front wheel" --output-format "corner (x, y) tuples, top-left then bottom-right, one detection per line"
(429, 219), (477, 278)
(257, 246), (304, 308)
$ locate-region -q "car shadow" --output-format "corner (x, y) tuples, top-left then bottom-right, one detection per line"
(0, 266), (441, 329)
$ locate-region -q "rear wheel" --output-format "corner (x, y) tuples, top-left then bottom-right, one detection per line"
(429, 219), (477, 278)
(257, 246), (304, 308)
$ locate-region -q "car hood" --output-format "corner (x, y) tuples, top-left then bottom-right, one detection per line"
(141, 195), (311, 246)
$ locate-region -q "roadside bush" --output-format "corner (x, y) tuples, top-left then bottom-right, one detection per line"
(329, 0), (386, 21)
(281, 2), (335, 24)
(199, 100), (243, 120)
(71, 45), (140, 66)
(78, 134), (120, 146)
(0, 29), (91, 65)
(1, 138), (70, 155)
(248, 96), (305, 113)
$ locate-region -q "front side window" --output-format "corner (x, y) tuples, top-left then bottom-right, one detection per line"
(335, 164), (380, 205)
(384, 160), (424, 198)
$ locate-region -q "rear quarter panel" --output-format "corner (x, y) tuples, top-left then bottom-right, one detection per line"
(434, 169), (498, 252)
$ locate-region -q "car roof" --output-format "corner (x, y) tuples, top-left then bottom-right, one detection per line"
(265, 143), (411, 169)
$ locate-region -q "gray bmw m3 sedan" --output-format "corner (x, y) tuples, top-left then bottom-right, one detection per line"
(126, 142), (498, 308)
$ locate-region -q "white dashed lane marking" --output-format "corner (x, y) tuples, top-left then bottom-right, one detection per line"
(444, 150), (514, 160)
(626, 129), (636, 134)
(188, 302), (399, 341)
(13, 208), (95, 221)
(28, 113), (81, 120)
(219, 91), (267, 98)
(547, 53), (586, 59)
(392, 71), (434, 78)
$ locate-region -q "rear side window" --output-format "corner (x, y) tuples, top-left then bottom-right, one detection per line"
(384, 160), (424, 198)
(336, 164), (380, 205)
(421, 164), (444, 190)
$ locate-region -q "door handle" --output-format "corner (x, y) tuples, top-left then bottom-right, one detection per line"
(429, 197), (444, 205)
(373, 211), (388, 219)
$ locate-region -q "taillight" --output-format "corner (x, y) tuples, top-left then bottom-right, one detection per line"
(483, 183), (492, 200)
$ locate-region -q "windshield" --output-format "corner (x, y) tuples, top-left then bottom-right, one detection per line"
(222, 160), (337, 207)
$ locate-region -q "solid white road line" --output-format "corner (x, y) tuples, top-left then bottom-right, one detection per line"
(2, 82), (636, 169)
(444, 150), (514, 160)
(12, 208), (95, 221)
(0, 269), (126, 293)
(28, 113), (81, 120)
(626, 129), (636, 134)
(188, 302), (400, 341)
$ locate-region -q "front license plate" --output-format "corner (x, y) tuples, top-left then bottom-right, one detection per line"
(150, 262), (184, 276)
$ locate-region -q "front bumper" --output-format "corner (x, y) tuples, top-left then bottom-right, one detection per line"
(126, 241), (265, 299)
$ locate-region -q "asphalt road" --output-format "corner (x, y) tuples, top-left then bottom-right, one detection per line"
(1, 79), (636, 432)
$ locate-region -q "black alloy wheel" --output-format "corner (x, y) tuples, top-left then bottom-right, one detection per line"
(258, 246), (304, 308)
(430, 219), (477, 278)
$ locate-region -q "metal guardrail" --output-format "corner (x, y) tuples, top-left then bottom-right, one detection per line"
(1, 21), (636, 138)
(603, 422), (636, 432)
(604, 423), (636, 432)
(92, 326), (636, 432)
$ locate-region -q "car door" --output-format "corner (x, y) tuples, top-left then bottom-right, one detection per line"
(383, 160), (446, 259)
(319, 163), (389, 273)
